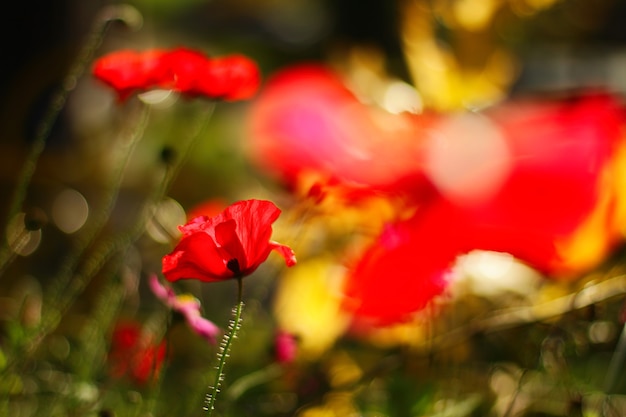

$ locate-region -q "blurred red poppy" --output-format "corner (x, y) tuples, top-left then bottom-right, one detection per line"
(344, 92), (626, 324)
(92, 48), (260, 101)
(92, 49), (167, 101)
(162, 199), (296, 283)
(185, 199), (227, 222)
(247, 64), (435, 197)
(108, 322), (167, 385)
(198, 54), (262, 101)
(343, 210), (457, 324)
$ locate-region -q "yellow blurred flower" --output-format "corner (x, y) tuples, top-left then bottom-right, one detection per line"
(273, 257), (350, 359)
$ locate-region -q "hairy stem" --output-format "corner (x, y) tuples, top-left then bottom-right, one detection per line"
(206, 277), (244, 415)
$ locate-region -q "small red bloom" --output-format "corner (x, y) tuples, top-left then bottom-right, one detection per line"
(157, 47), (212, 93)
(162, 199), (296, 283)
(185, 198), (227, 221)
(92, 49), (167, 101)
(92, 48), (261, 101)
(198, 55), (262, 101)
(108, 322), (167, 385)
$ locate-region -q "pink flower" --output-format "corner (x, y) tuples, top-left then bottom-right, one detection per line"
(162, 199), (296, 283)
(247, 65), (434, 197)
(149, 275), (219, 344)
(274, 330), (298, 364)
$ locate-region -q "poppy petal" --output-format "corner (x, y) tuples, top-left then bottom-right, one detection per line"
(214, 219), (248, 271)
(269, 241), (297, 267)
(162, 232), (230, 282)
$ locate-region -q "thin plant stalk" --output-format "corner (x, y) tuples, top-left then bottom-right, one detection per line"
(604, 321), (626, 394)
(206, 276), (245, 416)
(0, 4), (143, 276)
(4, 100), (216, 371)
(46, 102), (151, 304)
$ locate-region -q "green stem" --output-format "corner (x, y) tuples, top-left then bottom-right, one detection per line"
(0, 4), (142, 276)
(46, 102), (151, 304)
(2, 100), (217, 372)
(604, 322), (626, 394)
(206, 276), (244, 416)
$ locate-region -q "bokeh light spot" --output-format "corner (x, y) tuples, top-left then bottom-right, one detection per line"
(424, 113), (512, 205)
(146, 197), (186, 243)
(382, 81), (423, 114)
(454, 250), (542, 297)
(6, 213), (42, 256)
(52, 188), (89, 234)
(137, 89), (178, 107)
(588, 320), (616, 344)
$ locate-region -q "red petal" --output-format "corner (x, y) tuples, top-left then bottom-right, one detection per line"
(214, 219), (248, 270)
(92, 49), (167, 100)
(223, 200), (282, 271)
(200, 55), (261, 100)
(160, 48), (211, 93)
(269, 241), (297, 267)
(162, 232), (231, 282)
(344, 209), (457, 324)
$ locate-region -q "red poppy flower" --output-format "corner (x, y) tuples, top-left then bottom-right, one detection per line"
(247, 64), (435, 197)
(108, 322), (167, 385)
(92, 48), (261, 101)
(343, 209), (457, 324)
(162, 199), (296, 283)
(156, 47), (212, 93)
(92, 49), (168, 101)
(200, 54), (262, 101)
(185, 198), (227, 221)
(344, 92), (626, 324)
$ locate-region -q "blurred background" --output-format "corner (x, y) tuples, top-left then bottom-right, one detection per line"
(3, 1), (626, 416)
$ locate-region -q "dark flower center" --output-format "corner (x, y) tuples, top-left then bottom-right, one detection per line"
(226, 258), (241, 275)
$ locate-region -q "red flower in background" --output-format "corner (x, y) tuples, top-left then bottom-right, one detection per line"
(198, 55), (262, 101)
(247, 64), (436, 196)
(343, 210), (457, 324)
(162, 199), (296, 283)
(185, 198), (227, 221)
(344, 92), (626, 324)
(92, 47), (260, 101)
(108, 322), (167, 385)
(92, 49), (167, 101)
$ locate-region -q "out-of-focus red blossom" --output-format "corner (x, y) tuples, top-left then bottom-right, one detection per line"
(343, 211), (457, 324)
(162, 199), (296, 283)
(92, 49), (167, 101)
(274, 330), (298, 364)
(344, 92), (626, 324)
(247, 64), (436, 197)
(185, 199), (227, 221)
(92, 47), (260, 101)
(198, 55), (262, 101)
(108, 322), (167, 385)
